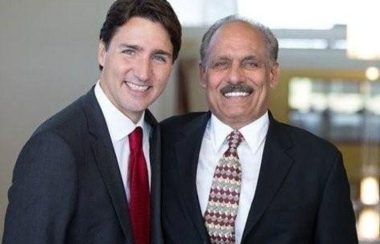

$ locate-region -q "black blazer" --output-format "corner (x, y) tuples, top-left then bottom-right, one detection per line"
(160, 112), (358, 244)
(2, 88), (163, 244)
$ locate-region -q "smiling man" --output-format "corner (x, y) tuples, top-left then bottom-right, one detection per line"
(160, 15), (357, 244)
(2, 1), (181, 244)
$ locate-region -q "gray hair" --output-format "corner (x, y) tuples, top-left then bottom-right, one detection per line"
(200, 15), (278, 67)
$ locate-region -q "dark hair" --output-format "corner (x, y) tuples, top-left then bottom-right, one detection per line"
(99, 0), (182, 63)
(200, 15), (278, 67)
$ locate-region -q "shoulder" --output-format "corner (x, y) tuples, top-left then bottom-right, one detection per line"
(271, 118), (341, 159)
(160, 112), (207, 130)
(18, 91), (95, 162)
(32, 89), (99, 144)
(14, 99), (90, 182)
(20, 100), (87, 168)
(18, 130), (77, 168)
(35, 95), (86, 133)
(159, 112), (209, 144)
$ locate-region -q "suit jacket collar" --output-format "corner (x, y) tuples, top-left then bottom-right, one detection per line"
(145, 109), (163, 243)
(173, 111), (294, 243)
(174, 112), (211, 241)
(80, 88), (133, 243)
(80, 87), (160, 243)
(241, 112), (294, 242)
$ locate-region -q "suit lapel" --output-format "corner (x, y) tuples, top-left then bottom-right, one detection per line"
(242, 115), (294, 241)
(174, 112), (211, 241)
(145, 110), (164, 243)
(82, 89), (133, 243)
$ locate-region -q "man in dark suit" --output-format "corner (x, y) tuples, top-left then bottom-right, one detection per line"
(161, 15), (358, 243)
(2, 1), (181, 243)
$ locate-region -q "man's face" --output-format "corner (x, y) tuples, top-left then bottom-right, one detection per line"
(200, 21), (279, 129)
(98, 17), (173, 123)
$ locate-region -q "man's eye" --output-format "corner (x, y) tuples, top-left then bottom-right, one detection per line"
(212, 61), (229, 69)
(122, 49), (136, 55)
(243, 61), (258, 69)
(154, 55), (167, 63)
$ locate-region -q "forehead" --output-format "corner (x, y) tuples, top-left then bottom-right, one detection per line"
(111, 17), (172, 51)
(207, 21), (266, 59)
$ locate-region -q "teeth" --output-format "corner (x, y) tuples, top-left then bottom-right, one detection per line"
(126, 81), (149, 92)
(224, 92), (249, 97)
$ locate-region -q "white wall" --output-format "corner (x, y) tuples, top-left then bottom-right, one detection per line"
(0, 0), (178, 236)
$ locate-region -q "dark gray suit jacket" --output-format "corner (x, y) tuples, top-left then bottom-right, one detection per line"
(2, 88), (163, 244)
(160, 112), (358, 244)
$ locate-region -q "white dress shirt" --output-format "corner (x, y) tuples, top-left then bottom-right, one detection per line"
(197, 112), (269, 244)
(94, 81), (151, 201)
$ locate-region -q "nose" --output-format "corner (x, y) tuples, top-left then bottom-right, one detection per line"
(228, 63), (243, 84)
(134, 56), (151, 82)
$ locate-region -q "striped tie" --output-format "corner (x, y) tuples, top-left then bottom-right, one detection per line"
(204, 130), (244, 244)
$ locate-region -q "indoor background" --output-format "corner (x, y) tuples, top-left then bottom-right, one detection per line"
(1, 0), (380, 242)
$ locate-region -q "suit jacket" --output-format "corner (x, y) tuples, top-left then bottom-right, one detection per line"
(2, 88), (163, 244)
(160, 112), (358, 244)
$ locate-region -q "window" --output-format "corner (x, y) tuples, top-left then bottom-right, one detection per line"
(288, 77), (380, 143)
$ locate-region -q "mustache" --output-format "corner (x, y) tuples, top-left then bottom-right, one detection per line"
(220, 84), (254, 95)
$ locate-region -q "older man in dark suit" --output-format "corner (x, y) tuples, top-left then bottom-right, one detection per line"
(161, 15), (357, 244)
(2, 1), (181, 244)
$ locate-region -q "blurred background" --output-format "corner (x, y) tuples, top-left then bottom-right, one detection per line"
(1, 0), (380, 242)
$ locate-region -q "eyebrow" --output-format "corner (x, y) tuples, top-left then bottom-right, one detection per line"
(211, 56), (231, 62)
(241, 55), (260, 62)
(212, 54), (259, 60)
(153, 49), (172, 59)
(120, 44), (141, 51)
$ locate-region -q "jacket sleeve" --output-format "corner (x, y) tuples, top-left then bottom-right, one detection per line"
(2, 131), (77, 244)
(314, 152), (358, 244)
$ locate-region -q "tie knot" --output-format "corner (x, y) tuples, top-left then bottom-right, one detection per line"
(129, 126), (143, 151)
(224, 130), (244, 157)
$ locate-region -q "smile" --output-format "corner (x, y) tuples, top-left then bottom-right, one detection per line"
(221, 84), (253, 97)
(224, 91), (250, 97)
(125, 81), (150, 92)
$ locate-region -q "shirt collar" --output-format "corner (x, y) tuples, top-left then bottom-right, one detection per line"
(208, 112), (269, 153)
(94, 81), (147, 142)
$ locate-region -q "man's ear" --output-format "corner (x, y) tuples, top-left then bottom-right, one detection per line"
(98, 41), (107, 68)
(199, 63), (207, 89)
(269, 62), (280, 88)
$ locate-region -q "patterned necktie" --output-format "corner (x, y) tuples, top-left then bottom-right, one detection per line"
(128, 127), (150, 244)
(204, 130), (244, 244)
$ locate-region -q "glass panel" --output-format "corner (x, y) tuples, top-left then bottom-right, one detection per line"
(288, 77), (380, 143)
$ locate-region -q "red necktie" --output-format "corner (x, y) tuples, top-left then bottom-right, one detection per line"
(128, 127), (150, 244)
